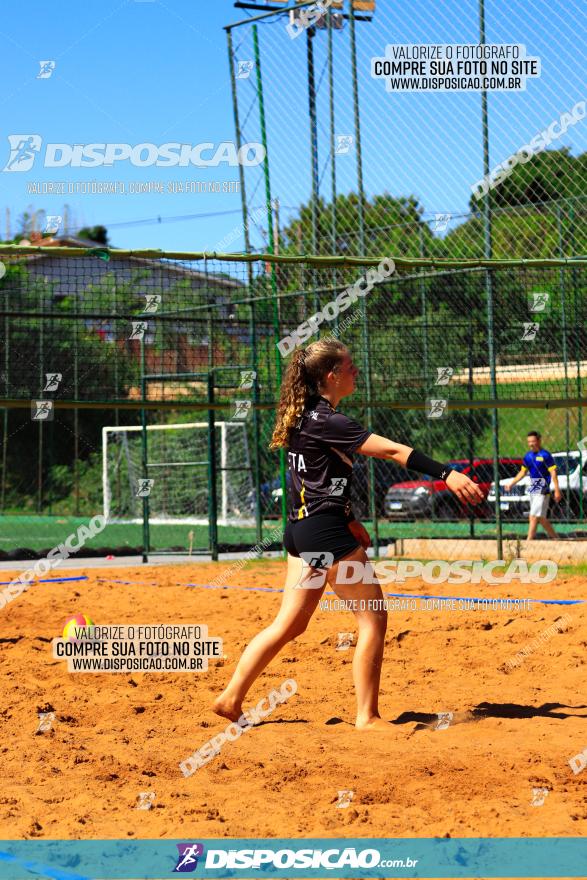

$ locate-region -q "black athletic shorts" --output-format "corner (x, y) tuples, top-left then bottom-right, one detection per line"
(283, 512), (360, 566)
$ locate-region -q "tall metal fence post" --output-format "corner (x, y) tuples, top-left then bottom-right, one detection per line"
(485, 286), (502, 558)
(556, 204), (572, 517)
(348, 2), (366, 255)
(306, 25), (320, 313)
(37, 289), (44, 514)
(112, 284), (121, 511)
(246, 297), (263, 549)
(226, 28), (253, 258)
(479, 0), (503, 560)
(73, 314), (80, 516)
(140, 335), (150, 564)
(419, 225), (432, 457)
(1, 287), (9, 511)
(207, 373), (219, 562)
(204, 256), (214, 374)
(328, 8), (339, 335)
(349, 0), (378, 556)
(226, 27), (263, 545)
(467, 299), (476, 539)
(569, 205), (584, 521)
(0, 407), (5, 512)
(252, 23), (287, 546)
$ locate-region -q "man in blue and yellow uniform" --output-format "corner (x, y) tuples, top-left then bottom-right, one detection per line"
(505, 431), (562, 539)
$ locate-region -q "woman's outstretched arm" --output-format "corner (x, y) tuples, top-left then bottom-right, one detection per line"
(355, 434), (484, 505)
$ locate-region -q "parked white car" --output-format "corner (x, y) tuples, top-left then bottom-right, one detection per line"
(487, 450), (587, 518)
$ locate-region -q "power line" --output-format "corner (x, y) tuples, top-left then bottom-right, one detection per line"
(79, 207), (248, 230)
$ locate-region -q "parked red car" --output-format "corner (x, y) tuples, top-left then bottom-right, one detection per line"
(384, 457), (523, 520)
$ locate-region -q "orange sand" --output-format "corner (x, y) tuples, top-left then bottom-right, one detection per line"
(0, 559), (585, 851)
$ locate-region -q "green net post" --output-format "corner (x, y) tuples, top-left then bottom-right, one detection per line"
(328, 9), (339, 335)
(556, 205), (572, 517)
(37, 289), (44, 515)
(73, 312), (80, 516)
(1, 284), (9, 512)
(348, 1), (366, 258)
(207, 373), (219, 562)
(569, 204), (584, 522)
(485, 270), (503, 558)
(349, 2), (378, 555)
(226, 28), (253, 257)
(467, 299), (476, 539)
(252, 23), (287, 547)
(479, 0), (502, 560)
(306, 25), (320, 313)
(140, 335), (150, 564)
(245, 299), (263, 549)
(112, 283), (121, 508)
(419, 226), (432, 457)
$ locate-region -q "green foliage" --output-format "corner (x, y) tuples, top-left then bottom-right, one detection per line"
(469, 148), (586, 211)
(77, 225), (110, 245)
(2, 148), (586, 517)
(45, 451), (104, 514)
(281, 192), (428, 259)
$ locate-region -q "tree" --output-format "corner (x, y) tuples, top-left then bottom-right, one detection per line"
(77, 225), (110, 245)
(280, 192), (429, 259)
(468, 148), (586, 211)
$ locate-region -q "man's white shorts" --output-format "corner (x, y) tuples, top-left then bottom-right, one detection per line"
(529, 493), (550, 518)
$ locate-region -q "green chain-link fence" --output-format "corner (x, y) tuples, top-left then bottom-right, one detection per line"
(0, 245), (585, 560)
(224, 1), (586, 262)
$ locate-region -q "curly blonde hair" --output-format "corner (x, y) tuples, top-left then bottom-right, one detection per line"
(269, 339), (349, 450)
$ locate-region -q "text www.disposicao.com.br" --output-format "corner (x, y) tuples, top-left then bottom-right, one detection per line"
(70, 657), (202, 671)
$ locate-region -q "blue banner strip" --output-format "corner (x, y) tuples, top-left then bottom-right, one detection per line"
(0, 838), (586, 879)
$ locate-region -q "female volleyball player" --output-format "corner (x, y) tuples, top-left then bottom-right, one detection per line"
(214, 339), (483, 730)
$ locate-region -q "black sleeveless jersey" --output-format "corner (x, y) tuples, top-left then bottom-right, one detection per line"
(286, 395), (372, 522)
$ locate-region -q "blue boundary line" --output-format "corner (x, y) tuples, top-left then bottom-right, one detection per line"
(5, 573), (581, 606)
(0, 576), (88, 586)
(383, 592), (583, 605)
(180, 581), (585, 605)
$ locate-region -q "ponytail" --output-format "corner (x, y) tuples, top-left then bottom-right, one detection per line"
(268, 349), (307, 450)
(269, 339), (347, 449)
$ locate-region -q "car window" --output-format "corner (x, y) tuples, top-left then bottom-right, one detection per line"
(552, 455), (579, 476)
(552, 455), (567, 475)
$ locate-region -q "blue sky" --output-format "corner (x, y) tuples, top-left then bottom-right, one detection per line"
(0, 0), (584, 252)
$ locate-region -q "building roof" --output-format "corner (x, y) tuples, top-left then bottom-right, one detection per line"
(6, 235), (244, 290)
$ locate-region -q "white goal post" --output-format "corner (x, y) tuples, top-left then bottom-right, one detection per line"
(102, 421), (255, 526)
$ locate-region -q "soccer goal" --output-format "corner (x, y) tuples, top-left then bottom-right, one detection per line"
(102, 421), (255, 526)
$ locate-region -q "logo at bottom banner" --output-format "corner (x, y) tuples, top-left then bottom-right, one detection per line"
(173, 843), (204, 872)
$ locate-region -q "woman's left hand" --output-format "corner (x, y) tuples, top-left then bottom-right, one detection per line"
(446, 470), (485, 505)
(348, 520), (371, 549)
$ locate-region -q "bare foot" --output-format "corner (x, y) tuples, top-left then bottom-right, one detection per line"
(212, 692), (242, 722)
(355, 716), (394, 731)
